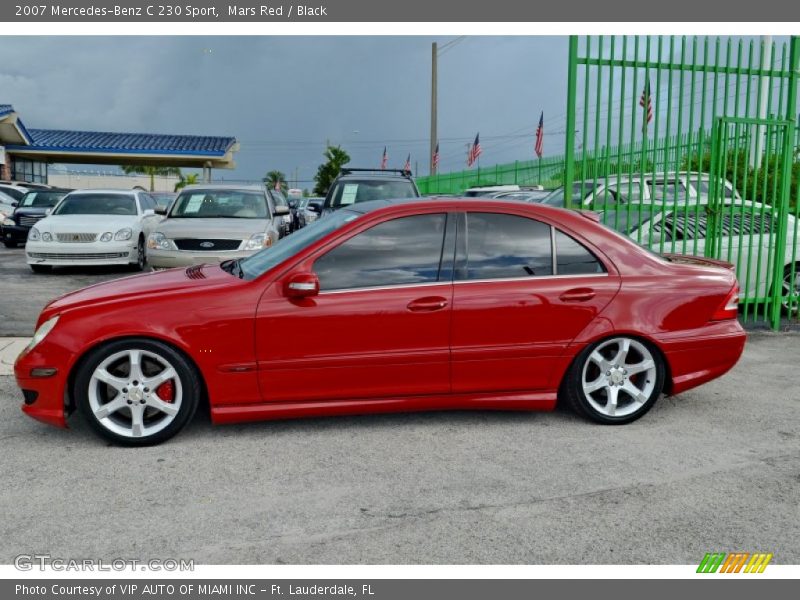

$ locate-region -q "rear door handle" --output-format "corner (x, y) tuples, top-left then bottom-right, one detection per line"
(407, 296), (449, 312)
(559, 288), (596, 302)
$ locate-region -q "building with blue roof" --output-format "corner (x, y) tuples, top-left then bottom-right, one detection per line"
(0, 104), (239, 184)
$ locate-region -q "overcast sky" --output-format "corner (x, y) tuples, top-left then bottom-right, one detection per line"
(1, 36), (570, 185)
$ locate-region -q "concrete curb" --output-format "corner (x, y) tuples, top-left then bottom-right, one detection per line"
(0, 338), (29, 376)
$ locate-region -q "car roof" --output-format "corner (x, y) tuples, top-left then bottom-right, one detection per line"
(339, 196), (583, 219)
(65, 189), (139, 195)
(179, 183), (266, 192)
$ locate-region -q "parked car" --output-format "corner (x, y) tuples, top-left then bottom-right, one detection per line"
(0, 180), (51, 190)
(600, 202), (799, 310)
(150, 191), (177, 210)
(303, 197), (324, 224)
(15, 198), (745, 445)
(542, 172), (741, 208)
(288, 198), (306, 230)
(320, 168), (419, 216)
(146, 184), (289, 269)
(464, 185), (521, 197)
(0, 190), (17, 219)
(1, 188), (71, 248)
(0, 183), (29, 202)
(25, 189), (161, 273)
(269, 188), (293, 236)
(493, 190), (552, 202)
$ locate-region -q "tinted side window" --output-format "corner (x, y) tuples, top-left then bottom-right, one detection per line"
(314, 214), (447, 291)
(464, 213), (553, 280)
(555, 230), (605, 275)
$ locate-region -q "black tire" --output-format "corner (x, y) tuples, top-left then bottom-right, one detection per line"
(30, 264), (52, 273)
(74, 338), (201, 446)
(562, 336), (666, 425)
(129, 236), (146, 271)
(3, 241), (17, 248)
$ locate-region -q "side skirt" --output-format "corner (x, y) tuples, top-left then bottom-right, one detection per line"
(210, 391), (558, 425)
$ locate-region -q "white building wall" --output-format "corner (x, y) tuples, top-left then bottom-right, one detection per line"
(47, 172), (181, 192)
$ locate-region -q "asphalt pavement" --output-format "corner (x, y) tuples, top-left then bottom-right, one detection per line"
(0, 332), (798, 564)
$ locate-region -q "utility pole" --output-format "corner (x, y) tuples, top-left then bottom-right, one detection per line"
(430, 42), (438, 176)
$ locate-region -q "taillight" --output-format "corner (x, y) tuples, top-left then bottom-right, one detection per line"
(711, 284), (740, 320)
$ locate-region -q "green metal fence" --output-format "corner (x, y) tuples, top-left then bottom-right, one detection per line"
(562, 35), (800, 329)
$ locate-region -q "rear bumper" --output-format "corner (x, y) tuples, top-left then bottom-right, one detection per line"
(655, 320), (747, 395)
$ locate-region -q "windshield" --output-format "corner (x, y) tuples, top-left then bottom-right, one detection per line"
(238, 209), (359, 280)
(329, 179), (417, 208)
(170, 190), (268, 219)
(21, 191), (67, 208)
(53, 193), (137, 216)
(542, 183), (596, 207)
(599, 209), (659, 235)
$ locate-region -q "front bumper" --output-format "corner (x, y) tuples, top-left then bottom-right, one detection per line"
(147, 248), (256, 268)
(26, 240), (137, 266)
(1, 224), (30, 244)
(15, 341), (70, 429)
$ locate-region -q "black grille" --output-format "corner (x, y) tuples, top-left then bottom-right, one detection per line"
(18, 215), (43, 227)
(174, 238), (241, 251)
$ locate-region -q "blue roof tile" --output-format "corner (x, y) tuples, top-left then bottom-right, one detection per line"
(26, 129), (235, 156)
(0, 104), (14, 116)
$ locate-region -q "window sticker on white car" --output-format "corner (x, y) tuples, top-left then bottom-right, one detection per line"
(340, 184), (358, 205)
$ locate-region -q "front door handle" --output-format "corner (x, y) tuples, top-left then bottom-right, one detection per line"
(559, 288), (596, 302)
(407, 296), (449, 312)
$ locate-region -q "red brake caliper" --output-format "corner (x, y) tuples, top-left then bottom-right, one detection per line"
(156, 380), (175, 403)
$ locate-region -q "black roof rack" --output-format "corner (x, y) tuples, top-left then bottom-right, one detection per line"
(339, 168), (413, 177)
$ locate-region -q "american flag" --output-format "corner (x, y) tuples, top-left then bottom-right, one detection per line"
(535, 111), (544, 158)
(403, 154), (411, 173)
(467, 133), (481, 167)
(381, 147), (388, 170)
(639, 79), (653, 132)
(432, 142), (440, 170)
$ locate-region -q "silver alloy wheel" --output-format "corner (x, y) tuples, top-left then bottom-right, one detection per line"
(580, 337), (657, 418)
(88, 349), (183, 438)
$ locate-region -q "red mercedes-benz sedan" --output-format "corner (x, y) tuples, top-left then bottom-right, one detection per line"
(15, 199), (746, 445)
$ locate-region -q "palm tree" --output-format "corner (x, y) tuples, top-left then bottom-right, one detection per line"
(264, 170), (287, 192)
(121, 165), (181, 192)
(174, 173), (200, 192)
(313, 146), (350, 196)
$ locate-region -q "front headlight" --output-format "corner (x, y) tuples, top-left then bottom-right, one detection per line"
(26, 315), (60, 353)
(41, 232), (52, 242)
(243, 233), (268, 250)
(147, 232), (172, 250)
(100, 232), (113, 242)
(28, 228), (40, 241)
(115, 227), (132, 241)
(3, 217), (16, 226)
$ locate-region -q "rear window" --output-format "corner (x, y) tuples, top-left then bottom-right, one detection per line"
(329, 179), (417, 208)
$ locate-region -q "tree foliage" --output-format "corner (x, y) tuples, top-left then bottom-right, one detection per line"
(121, 164), (181, 192)
(313, 146), (350, 196)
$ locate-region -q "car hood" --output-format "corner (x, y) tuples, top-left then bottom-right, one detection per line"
(35, 214), (139, 232)
(155, 218), (268, 239)
(42, 264), (238, 320)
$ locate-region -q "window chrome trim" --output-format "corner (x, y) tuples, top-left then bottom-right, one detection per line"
(317, 272), (610, 295)
(318, 280), (451, 295)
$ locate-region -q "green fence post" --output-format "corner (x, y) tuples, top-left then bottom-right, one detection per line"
(564, 36), (579, 209)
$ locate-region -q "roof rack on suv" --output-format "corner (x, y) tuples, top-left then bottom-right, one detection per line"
(340, 168), (413, 177)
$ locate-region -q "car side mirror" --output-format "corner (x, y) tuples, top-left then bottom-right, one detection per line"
(274, 205), (290, 216)
(11, 202), (18, 208)
(155, 206), (167, 215)
(45, 208), (52, 215)
(285, 272), (319, 298)
(307, 204), (321, 213)
(143, 209), (155, 216)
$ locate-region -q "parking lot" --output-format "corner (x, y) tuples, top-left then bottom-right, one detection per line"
(0, 245), (799, 564)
